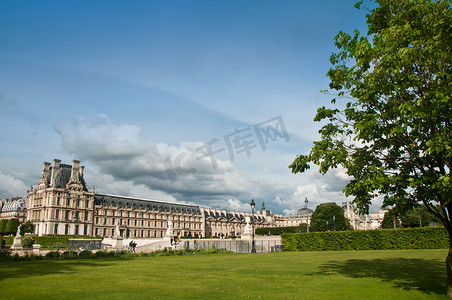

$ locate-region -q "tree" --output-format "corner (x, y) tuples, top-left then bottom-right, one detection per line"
(310, 203), (352, 232)
(20, 221), (35, 236)
(298, 222), (309, 233)
(5, 218), (20, 236)
(289, 0), (451, 296)
(380, 209), (400, 229)
(0, 219), (8, 235)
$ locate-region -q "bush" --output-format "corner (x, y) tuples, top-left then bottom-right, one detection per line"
(60, 251), (78, 259)
(45, 251), (60, 260)
(78, 250), (94, 259)
(21, 236), (35, 249)
(281, 227), (449, 251)
(95, 250), (115, 258)
(0, 248), (12, 262)
(255, 226), (300, 235)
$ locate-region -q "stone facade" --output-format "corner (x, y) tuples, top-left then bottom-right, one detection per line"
(342, 201), (386, 230)
(27, 159), (305, 238)
(27, 159), (95, 236)
(0, 197), (27, 222)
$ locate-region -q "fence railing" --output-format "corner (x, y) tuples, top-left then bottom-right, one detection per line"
(181, 239), (283, 253)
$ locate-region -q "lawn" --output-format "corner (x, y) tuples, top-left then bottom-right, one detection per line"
(0, 249), (448, 299)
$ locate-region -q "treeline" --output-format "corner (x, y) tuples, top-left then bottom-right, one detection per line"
(0, 218), (35, 236)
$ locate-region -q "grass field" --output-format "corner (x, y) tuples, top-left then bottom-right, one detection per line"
(0, 249), (449, 299)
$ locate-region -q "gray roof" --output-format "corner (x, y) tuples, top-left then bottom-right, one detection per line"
(48, 164), (88, 191)
(94, 194), (202, 215)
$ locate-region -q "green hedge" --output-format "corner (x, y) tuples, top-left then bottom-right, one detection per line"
(256, 226), (300, 235)
(1, 236), (94, 249)
(0, 248), (232, 262)
(281, 227), (449, 251)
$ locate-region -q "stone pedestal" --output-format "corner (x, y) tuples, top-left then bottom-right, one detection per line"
(33, 244), (41, 254)
(10, 236), (23, 250)
(240, 216), (253, 240)
(112, 236), (123, 249)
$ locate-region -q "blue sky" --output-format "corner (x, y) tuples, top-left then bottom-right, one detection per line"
(0, 0), (379, 214)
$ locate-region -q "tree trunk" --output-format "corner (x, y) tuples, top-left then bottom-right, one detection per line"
(447, 243), (452, 298)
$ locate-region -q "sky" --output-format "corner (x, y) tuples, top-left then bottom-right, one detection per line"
(0, 0), (381, 215)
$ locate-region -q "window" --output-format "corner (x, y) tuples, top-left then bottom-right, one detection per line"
(112, 218), (115, 225)
(57, 197), (60, 205)
(85, 211), (88, 221)
(84, 225), (88, 236)
(75, 225), (79, 235)
(75, 211), (79, 221)
(85, 200), (89, 208)
(95, 228), (98, 236)
(66, 198), (70, 206)
(96, 217), (98, 224)
(65, 210), (70, 221)
(65, 225), (69, 235)
(55, 209), (59, 220)
(54, 224), (58, 235)
(77, 199), (80, 207)
(111, 229), (114, 236)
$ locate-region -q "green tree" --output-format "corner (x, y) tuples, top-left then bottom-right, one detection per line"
(5, 218), (20, 236)
(298, 223), (309, 233)
(20, 221), (35, 236)
(381, 209), (400, 229)
(289, 0), (451, 295)
(310, 203), (351, 232)
(0, 219), (8, 235)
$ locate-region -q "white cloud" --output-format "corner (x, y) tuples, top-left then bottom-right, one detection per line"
(55, 114), (253, 209)
(0, 171), (27, 199)
(226, 198), (251, 212)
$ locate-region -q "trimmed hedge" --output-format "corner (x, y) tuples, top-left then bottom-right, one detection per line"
(0, 248), (231, 262)
(281, 227), (449, 251)
(256, 226), (300, 235)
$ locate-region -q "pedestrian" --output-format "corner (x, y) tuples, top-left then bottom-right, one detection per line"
(1, 237), (5, 249)
(129, 240), (133, 251)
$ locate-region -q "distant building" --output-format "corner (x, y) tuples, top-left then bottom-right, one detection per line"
(0, 197), (27, 222)
(342, 201), (386, 230)
(26, 159), (307, 238)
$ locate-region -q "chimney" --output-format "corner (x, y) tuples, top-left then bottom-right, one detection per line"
(80, 166), (85, 177)
(71, 159), (81, 182)
(50, 159), (61, 187)
(42, 162), (51, 178)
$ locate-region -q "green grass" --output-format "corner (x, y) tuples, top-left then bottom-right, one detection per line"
(0, 249), (448, 299)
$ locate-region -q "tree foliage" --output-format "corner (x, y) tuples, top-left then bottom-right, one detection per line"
(381, 206), (441, 229)
(5, 218), (20, 236)
(20, 220), (35, 236)
(0, 219), (8, 235)
(310, 203), (352, 232)
(290, 0), (451, 224)
(381, 209), (400, 229)
(289, 0), (451, 295)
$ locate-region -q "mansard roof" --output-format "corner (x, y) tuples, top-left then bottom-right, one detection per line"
(49, 164), (88, 191)
(0, 197), (27, 213)
(94, 194), (201, 215)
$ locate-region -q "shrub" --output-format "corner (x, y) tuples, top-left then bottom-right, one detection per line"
(282, 227), (449, 251)
(95, 250), (115, 258)
(60, 251), (78, 259)
(45, 251), (60, 260)
(21, 236), (35, 249)
(78, 250), (94, 259)
(255, 226), (301, 235)
(0, 248), (12, 262)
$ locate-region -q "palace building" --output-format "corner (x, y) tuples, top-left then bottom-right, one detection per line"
(26, 159), (304, 238)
